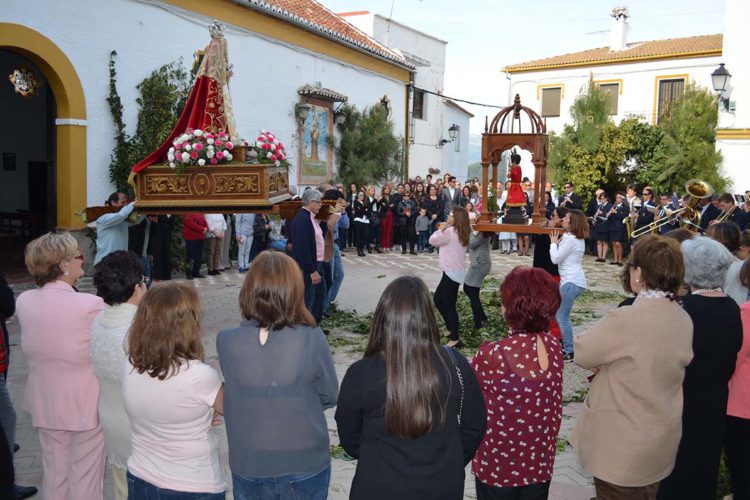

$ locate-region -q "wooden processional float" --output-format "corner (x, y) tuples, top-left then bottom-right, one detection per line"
(474, 94), (556, 235)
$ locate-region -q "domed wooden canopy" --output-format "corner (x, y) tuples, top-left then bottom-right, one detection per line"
(477, 94), (551, 230)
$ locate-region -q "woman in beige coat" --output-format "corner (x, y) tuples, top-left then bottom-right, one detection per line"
(570, 235), (693, 499)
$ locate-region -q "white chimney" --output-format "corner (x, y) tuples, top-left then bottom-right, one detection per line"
(609, 6), (629, 51)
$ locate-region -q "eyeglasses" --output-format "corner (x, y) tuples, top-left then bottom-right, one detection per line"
(72, 254), (84, 261)
(642, 192), (650, 196)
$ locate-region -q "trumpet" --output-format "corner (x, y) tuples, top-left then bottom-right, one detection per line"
(631, 179), (714, 238)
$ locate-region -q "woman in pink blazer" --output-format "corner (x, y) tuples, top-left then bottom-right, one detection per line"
(16, 232), (106, 499)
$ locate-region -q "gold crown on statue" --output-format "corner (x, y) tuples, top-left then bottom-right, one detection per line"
(209, 21), (225, 39)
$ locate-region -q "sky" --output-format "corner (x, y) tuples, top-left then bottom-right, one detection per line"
(321, 0), (725, 134)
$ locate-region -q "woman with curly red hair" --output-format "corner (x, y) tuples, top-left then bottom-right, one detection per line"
(471, 267), (563, 499)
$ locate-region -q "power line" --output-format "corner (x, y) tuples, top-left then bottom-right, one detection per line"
(412, 86), (504, 109)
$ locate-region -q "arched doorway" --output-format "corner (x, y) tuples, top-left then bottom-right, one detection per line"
(0, 23), (87, 232)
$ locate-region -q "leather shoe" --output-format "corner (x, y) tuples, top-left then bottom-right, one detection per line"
(13, 484), (38, 499)
(195, 274), (206, 279)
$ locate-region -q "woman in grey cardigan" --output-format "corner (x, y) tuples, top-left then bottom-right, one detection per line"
(216, 251), (338, 499)
(464, 231), (492, 329)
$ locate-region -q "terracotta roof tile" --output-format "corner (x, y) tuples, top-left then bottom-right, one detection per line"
(241, 0), (413, 69)
(504, 34), (722, 73)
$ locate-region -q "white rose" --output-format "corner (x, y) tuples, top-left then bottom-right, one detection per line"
(267, 152), (273, 159)
(198, 159), (206, 166)
(185, 144), (192, 151)
(249, 150), (258, 159)
(275, 160), (280, 167)
(207, 138), (214, 145)
(194, 129), (203, 136)
(167, 154), (175, 162)
(181, 152), (190, 162)
(225, 153), (233, 161)
(208, 145), (214, 151)
(169, 162), (176, 169)
(269, 144), (276, 152)
(168, 147), (175, 154)
(207, 151), (215, 159)
(181, 134), (190, 142)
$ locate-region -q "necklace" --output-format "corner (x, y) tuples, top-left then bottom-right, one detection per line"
(692, 287), (723, 294)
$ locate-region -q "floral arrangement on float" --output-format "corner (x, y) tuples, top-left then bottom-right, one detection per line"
(167, 129), (236, 173)
(245, 130), (290, 169)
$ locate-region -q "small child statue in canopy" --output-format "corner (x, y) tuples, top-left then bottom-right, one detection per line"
(503, 149), (529, 224)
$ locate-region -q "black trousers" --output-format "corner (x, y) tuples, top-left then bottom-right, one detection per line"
(434, 273), (460, 340)
(370, 223), (381, 248)
(152, 219), (172, 280)
(726, 415), (750, 499)
(475, 478), (550, 500)
(185, 239), (204, 277)
(398, 222), (416, 251)
(354, 221), (369, 251)
(463, 284), (487, 326)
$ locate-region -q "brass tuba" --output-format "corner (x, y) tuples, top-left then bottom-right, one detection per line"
(680, 179), (714, 233)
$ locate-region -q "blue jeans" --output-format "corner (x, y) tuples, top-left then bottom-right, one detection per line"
(126, 471), (224, 499)
(323, 246), (344, 314)
(141, 256), (153, 288)
(557, 282), (584, 353)
(417, 230), (428, 251)
(303, 261), (327, 324)
(232, 466), (330, 500)
(269, 239), (287, 252)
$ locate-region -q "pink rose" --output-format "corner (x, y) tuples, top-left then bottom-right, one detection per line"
(210, 157), (218, 165)
(216, 151), (224, 160)
(277, 153), (284, 160)
(262, 143), (271, 150)
(270, 154), (277, 162)
(190, 151), (198, 159)
(225, 142), (233, 150)
(257, 136), (265, 142)
(215, 140), (223, 147)
(193, 143), (203, 151)
(205, 133), (214, 139)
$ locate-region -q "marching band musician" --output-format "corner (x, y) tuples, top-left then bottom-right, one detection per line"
(699, 196), (721, 230)
(626, 184), (641, 213)
(593, 192), (612, 263)
(635, 187), (657, 233)
(658, 194), (679, 235)
(559, 182), (583, 210)
(607, 192), (629, 266)
(711, 193), (748, 230)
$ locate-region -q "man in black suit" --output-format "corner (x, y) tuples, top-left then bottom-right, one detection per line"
(290, 189), (326, 324)
(559, 182), (583, 210)
(441, 175), (461, 219)
(698, 197), (721, 231)
(712, 193), (748, 230)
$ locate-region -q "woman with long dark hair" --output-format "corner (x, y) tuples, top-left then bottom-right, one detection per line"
(352, 191), (371, 257)
(550, 209), (588, 361)
(429, 207), (472, 348)
(422, 184), (444, 253)
(380, 186), (395, 252)
(335, 276), (486, 500)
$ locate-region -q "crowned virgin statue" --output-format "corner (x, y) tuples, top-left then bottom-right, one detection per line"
(131, 21), (239, 175)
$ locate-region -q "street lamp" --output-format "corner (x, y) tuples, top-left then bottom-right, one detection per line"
(448, 124), (460, 140)
(711, 63), (732, 111)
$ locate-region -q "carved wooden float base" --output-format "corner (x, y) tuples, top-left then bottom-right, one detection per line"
(132, 163), (291, 214)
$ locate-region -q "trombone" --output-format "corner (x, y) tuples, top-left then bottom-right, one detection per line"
(631, 179), (714, 239)
(714, 203), (738, 224)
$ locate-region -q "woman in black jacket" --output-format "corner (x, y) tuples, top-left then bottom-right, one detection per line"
(352, 192), (371, 257)
(422, 185), (444, 253)
(335, 276), (486, 500)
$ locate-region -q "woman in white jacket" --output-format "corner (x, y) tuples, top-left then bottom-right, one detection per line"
(549, 209), (588, 362)
(205, 214), (227, 276)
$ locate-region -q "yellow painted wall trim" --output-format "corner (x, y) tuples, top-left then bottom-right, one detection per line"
(594, 79), (624, 94)
(717, 129), (750, 140)
(505, 49), (722, 74)
(536, 83), (565, 100)
(0, 23), (87, 229)
(651, 74), (689, 125)
(164, 0), (412, 83)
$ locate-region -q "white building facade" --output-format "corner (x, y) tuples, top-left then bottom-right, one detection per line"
(0, 0), (413, 230)
(341, 11), (472, 181)
(716, 0), (750, 192)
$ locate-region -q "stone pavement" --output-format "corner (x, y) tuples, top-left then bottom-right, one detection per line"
(6, 249), (623, 499)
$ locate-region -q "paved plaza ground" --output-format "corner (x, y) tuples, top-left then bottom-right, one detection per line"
(6, 248), (627, 499)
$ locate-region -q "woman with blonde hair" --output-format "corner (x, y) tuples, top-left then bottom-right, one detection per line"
(429, 206), (472, 348)
(124, 283), (225, 498)
(217, 251), (338, 499)
(571, 235), (693, 498)
(17, 231), (106, 499)
(550, 209), (588, 361)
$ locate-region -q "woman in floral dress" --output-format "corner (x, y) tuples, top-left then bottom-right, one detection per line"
(471, 267), (563, 499)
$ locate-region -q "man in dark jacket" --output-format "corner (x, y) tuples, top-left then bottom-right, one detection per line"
(291, 189), (327, 324)
(559, 182), (583, 210)
(698, 197), (721, 231)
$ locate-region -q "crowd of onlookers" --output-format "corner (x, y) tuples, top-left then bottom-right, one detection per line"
(3, 175), (750, 499)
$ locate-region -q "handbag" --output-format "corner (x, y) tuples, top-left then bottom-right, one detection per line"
(443, 346), (465, 425)
(370, 213), (381, 227)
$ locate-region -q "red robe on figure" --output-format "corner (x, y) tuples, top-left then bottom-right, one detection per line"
(505, 163), (526, 207)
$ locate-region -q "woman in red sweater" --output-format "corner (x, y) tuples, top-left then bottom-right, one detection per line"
(182, 214), (208, 279)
